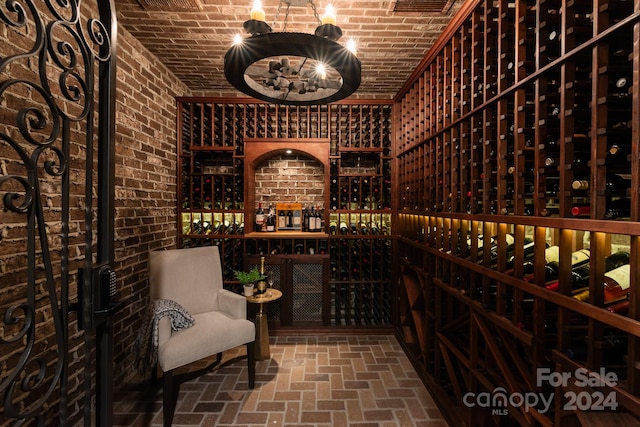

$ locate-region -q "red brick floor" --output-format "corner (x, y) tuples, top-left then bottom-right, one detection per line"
(113, 334), (449, 426)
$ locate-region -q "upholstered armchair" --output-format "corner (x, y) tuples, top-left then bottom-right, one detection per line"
(149, 246), (255, 426)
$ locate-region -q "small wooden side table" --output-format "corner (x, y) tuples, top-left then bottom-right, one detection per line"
(246, 289), (282, 361)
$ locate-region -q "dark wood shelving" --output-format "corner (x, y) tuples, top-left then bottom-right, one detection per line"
(394, 1), (640, 426)
(177, 99), (394, 329)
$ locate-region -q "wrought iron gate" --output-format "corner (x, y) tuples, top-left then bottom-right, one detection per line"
(0, 1), (117, 426)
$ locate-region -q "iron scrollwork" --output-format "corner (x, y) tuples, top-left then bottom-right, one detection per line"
(1, 0), (115, 425)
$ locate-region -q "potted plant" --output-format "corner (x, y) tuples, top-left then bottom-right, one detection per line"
(234, 267), (264, 296)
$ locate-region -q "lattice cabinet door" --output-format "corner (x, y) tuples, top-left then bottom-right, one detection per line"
(246, 255), (329, 327)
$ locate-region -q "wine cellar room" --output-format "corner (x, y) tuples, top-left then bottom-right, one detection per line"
(2, 0), (640, 426)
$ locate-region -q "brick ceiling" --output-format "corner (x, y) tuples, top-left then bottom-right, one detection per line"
(114, 0), (464, 99)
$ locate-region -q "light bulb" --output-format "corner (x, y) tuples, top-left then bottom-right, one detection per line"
(233, 33), (243, 46)
(346, 38), (357, 54)
(250, 0), (265, 22)
(321, 4), (337, 26)
(316, 63), (327, 79)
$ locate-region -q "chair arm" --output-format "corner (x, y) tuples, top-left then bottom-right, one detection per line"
(217, 289), (247, 319)
(157, 316), (172, 348)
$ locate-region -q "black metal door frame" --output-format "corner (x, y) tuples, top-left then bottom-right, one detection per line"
(1, 1), (117, 425)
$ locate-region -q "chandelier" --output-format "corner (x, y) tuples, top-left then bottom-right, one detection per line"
(224, 0), (361, 105)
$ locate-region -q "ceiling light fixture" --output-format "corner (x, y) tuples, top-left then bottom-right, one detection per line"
(224, 0), (361, 105)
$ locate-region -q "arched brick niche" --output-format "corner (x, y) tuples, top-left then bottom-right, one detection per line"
(244, 138), (330, 233)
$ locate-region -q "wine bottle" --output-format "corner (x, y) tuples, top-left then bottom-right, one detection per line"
(266, 205), (275, 232)
(293, 209), (301, 228)
(308, 206), (316, 232)
(604, 198), (631, 220)
(551, 251), (629, 298)
(607, 299), (629, 315)
(523, 245), (560, 282)
(278, 209), (286, 229)
(574, 262), (631, 303)
(571, 180), (589, 191)
(545, 249), (590, 290)
(303, 207), (309, 232)
(256, 256), (267, 295)
(339, 221), (348, 235)
(329, 220), (337, 235)
(255, 203), (265, 232)
(287, 210), (294, 228)
(571, 205), (590, 217)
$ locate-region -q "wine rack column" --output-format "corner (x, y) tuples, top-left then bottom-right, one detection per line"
(178, 100), (246, 285)
(328, 102), (393, 327)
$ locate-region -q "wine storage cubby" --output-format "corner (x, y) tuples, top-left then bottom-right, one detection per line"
(177, 98), (393, 329)
(394, 0), (640, 426)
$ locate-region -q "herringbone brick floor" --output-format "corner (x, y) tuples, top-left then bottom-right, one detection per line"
(113, 334), (448, 427)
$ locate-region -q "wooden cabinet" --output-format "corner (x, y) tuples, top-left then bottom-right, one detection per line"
(246, 254), (329, 327)
(394, 1), (640, 426)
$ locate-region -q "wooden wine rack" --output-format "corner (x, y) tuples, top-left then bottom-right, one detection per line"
(177, 99), (394, 329)
(394, 0), (640, 426)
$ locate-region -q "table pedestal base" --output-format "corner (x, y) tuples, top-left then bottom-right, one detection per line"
(255, 312), (270, 361)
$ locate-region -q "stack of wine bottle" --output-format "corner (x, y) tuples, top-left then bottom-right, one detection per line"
(254, 203), (325, 232)
(331, 281), (393, 326)
(329, 239), (391, 282)
(244, 238), (328, 256)
(186, 216), (244, 235)
(468, 234), (632, 314)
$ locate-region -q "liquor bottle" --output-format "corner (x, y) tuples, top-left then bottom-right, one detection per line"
(256, 256), (267, 295)
(255, 203), (265, 232)
(545, 249), (590, 290)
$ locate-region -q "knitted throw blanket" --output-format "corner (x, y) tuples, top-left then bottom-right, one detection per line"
(133, 299), (196, 379)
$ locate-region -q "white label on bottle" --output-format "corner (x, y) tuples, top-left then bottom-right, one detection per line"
(505, 234), (515, 245)
(545, 246), (560, 264)
(256, 213), (265, 224)
(293, 211), (301, 226)
(278, 215), (286, 228)
(605, 264), (631, 290)
(571, 249), (590, 265)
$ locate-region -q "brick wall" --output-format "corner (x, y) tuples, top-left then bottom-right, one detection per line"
(112, 17), (189, 388)
(255, 154), (325, 210)
(0, 2), (188, 424)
